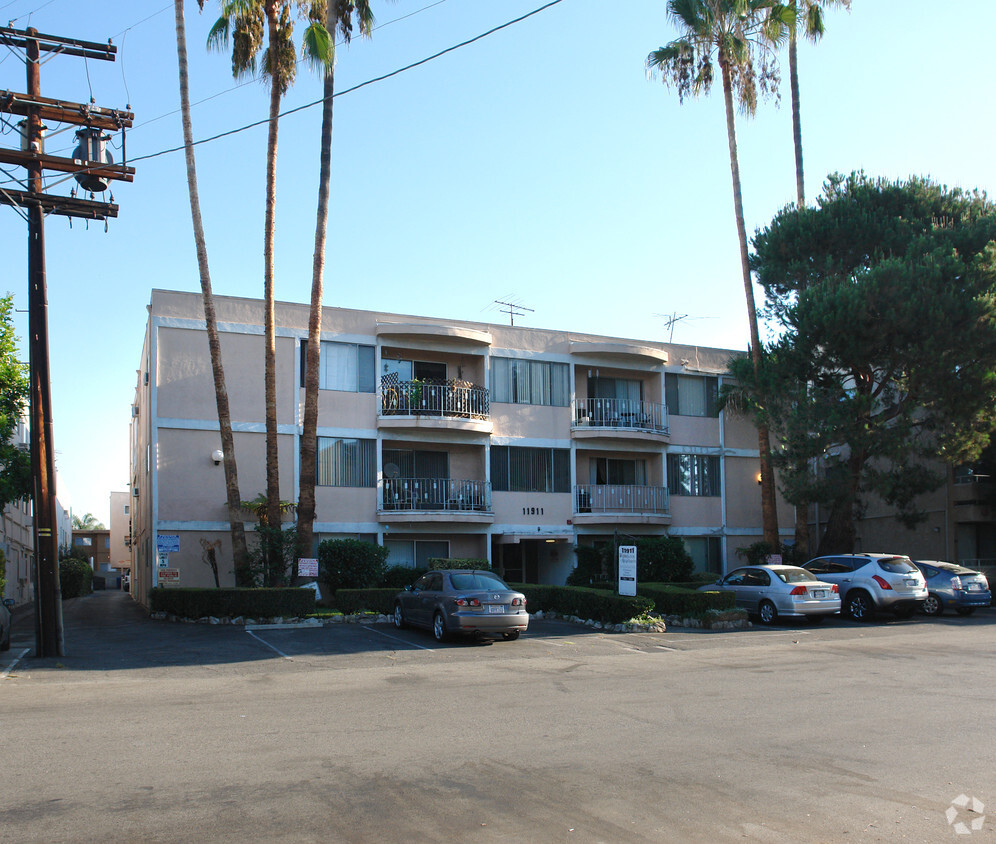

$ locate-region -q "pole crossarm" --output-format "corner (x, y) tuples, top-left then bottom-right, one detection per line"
(0, 187), (118, 219)
(0, 90), (133, 130)
(0, 148), (134, 183)
(0, 26), (117, 61)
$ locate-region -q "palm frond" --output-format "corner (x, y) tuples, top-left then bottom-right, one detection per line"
(301, 20), (334, 74)
(206, 16), (231, 52)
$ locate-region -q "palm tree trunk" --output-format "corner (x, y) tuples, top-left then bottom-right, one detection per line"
(297, 58), (336, 571)
(789, 17), (805, 209)
(263, 10), (282, 560)
(174, 0), (249, 583)
(720, 58), (779, 549)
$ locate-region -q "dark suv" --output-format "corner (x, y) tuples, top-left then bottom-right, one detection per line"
(802, 554), (928, 621)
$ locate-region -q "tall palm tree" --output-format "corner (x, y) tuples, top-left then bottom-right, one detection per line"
(647, 0), (790, 548)
(787, 0), (850, 208)
(175, 0), (250, 583)
(71, 513), (104, 531)
(297, 0), (375, 571)
(208, 1), (332, 540)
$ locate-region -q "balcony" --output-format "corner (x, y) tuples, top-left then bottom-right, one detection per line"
(572, 398), (668, 442)
(378, 477), (494, 524)
(378, 380), (491, 434)
(572, 484), (670, 526)
(953, 476), (994, 523)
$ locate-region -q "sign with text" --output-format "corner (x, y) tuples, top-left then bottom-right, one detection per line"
(156, 534), (180, 553)
(157, 552), (169, 568)
(618, 545), (637, 597)
(158, 568), (180, 583)
(298, 558), (319, 578)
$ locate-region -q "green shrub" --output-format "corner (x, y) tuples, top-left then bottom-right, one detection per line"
(510, 583), (653, 625)
(333, 588), (396, 615)
(148, 587), (316, 619)
(637, 583), (735, 615)
(426, 557), (489, 570)
(318, 538), (389, 592)
(60, 557), (93, 599)
(635, 537), (694, 583)
(380, 565), (427, 590)
(567, 545), (606, 586)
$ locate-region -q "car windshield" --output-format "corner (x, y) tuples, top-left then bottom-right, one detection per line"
(775, 568), (818, 583)
(449, 572), (510, 591)
(878, 558), (917, 574)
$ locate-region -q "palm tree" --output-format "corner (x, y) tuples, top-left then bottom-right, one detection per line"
(71, 513), (104, 531)
(208, 1), (332, 542)
(174, 0), (250, 583)
(297, 0), (376, 574)
(647, 0), (789, 548)
(787, 0), (850, 208)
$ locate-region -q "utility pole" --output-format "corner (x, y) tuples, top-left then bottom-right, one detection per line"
(0, 26), (134, 657)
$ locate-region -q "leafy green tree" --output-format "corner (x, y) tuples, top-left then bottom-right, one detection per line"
(298, 0), (376, 571)
(71, 513), (105, 531)
(750, 173), (996, 553)
(647, 0), (791, 547)
(0, 295), (30, 514)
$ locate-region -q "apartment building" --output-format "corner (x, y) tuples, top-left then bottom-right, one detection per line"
(129, 289), (795, 602)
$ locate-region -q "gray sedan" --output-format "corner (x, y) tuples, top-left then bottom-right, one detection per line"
(700, 565), (841, 625)
(394, 569), (529, 642)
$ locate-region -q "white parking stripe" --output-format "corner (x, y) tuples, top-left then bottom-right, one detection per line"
(246, 629), (294, 660)
(1, 648), (30, 679)
(361, 625), (434, 651)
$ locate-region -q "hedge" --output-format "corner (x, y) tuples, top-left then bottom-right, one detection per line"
(149, 587), (316, 619)
(60, 557), (93, 599)
(333, 588), (396, 615)
(636, 583), (735, 615)
(510, 584), (654, 625)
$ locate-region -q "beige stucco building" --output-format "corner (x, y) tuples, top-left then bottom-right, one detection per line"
(129, 289), (797, 601)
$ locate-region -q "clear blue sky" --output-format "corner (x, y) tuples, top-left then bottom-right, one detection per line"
(2, 0), (994, 525)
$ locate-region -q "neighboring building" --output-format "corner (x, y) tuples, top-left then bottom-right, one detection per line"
(129, 289), (798, 603)
(109, 491), (132, 583)
(70, 527), (112, 583)
(1, 419), (33, 607)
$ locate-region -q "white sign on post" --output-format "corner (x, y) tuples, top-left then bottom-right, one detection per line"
(156, 534), (180, 553)
(158, 552), (170, 568)
(298, 558), (319, 578)
(618, 545), (637, 597)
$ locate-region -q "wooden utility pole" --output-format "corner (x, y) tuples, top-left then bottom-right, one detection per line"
(0, 26), (133, 657)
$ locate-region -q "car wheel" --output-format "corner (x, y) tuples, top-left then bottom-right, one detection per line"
(846, 591), (875, 622)
(393, 602), (406, 629)
(922, 594), (943, 617)
(432, 612), (448, 643)
(956, 607), (975, 617)
(758, 600), (778, 625)
(502, 630), (520, 641)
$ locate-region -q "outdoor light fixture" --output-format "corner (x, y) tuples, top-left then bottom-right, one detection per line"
(211, 449), (224, 465)
(756, 472), (763, 485)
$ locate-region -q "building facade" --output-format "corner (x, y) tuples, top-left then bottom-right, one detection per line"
(129, 289), (797, 602)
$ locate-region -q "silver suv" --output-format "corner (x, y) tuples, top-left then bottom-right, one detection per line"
(801, 554), (927, 621)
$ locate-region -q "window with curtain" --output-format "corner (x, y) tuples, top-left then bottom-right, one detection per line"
(667, 453), (721, 496)
(664, 374), (718, 417)
(382, 448), (449, 479)
(589, 457), (646, 486)
(491, 357), (569, 406)
(683, 537), (723, 574)
(300, 341), (375, 392)
(316, 437), (376, 486)
(384, 539), (451, 568)
(491, 446), (570, 492)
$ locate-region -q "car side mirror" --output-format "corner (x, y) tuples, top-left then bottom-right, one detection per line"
(2, 598), (14, 609)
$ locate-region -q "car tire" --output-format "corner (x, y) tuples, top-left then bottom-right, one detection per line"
(502, 630), (520, 641)
(922, 594), (943, 617)
(393, 602), (406, 630)
(845, 590), (875, 622)
(956, 607), (976, 617)
(432, 612), (448, 643)
(758, 600), (778, 625)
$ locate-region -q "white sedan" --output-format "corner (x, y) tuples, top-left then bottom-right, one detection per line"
(699, 565), (841, 625)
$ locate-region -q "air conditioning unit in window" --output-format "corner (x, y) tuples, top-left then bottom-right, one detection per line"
(133, 486), (140, 497)
(132, 405), (139, 417)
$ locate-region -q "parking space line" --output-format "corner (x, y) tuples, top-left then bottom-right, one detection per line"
(246, 630), (294, 660)
(361, 625), (434, 651)
(1, 648), (30, 679)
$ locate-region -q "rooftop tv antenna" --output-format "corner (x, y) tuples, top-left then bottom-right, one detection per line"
(493, 299), (534, 326)
(656, 311), (715, 342)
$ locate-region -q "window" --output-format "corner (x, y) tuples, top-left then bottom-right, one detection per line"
(301, 341), (375, 393)
(667, 453), (721, 496)
(384, 539), (450, 568)
(590, 457), (646, 486)
(316, 438), (375, 486)
(383, 448), (449, 480)
(665, 374), (718, 417)
(491, 446), (570, 492)
(491, 357), (569, 406)
(683, 537), (722, 574)
(75, 536), (93, 547)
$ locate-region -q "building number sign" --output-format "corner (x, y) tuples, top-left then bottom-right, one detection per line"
(522, 506), (545, 516)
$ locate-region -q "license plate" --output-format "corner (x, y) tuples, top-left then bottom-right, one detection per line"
(904, 579), (918, 587)
(967, 583), (983, 592)
(488, 604), (505, 614)
(813, 590), (826, 599)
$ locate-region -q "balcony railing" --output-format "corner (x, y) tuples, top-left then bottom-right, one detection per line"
(573, 398), (668, 434)
(380, 380), (489, 420)
(574, 484), (670, 514)
(381, 477), (491, 512)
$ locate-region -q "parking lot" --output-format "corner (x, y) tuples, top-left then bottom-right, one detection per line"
(2, 590), (994, 842)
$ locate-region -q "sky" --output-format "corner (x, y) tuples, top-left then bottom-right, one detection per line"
(1, 0), (994, 526)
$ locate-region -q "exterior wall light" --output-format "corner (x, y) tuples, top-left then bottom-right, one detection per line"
(212, 449), (224, 465)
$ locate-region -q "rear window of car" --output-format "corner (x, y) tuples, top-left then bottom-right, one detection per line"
(877, 558), (917, 574)
(449, 572), (510, 591)
(775, 569), (818, 583)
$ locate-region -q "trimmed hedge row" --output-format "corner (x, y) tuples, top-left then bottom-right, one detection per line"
(149, 587), (316, 619)
(334, 588), (395, 615)
(637, 583), (735, 615)
(510, 584), (654, 625)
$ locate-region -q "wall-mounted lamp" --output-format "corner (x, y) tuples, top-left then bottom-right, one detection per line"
(212, 449), (224, 466)
(756, 472), (763, 485)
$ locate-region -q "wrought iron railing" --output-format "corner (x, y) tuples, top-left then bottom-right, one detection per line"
(573, 398), (668, 433)
(574, 484), (670, 514)
(379, 380), (489, 420)
(380, 477), (491, 512)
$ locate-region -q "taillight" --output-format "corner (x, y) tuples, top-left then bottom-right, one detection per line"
(831, 584), (839, 593)
(789, 586), (807, 595)
(950, 576), (963, 591)
(872, 575), (892, 590)
(454, 597), (481, 607)
(511, 597), (525, 607)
